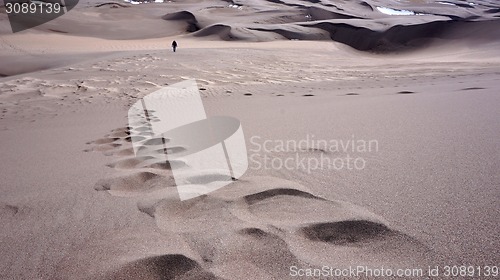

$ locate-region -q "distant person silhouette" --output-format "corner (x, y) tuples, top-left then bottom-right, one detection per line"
(172, 40), (178, 52)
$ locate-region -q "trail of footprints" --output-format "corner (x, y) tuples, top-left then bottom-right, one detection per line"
(85, 126), (435, 279)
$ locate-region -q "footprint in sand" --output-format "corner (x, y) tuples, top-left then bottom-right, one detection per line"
(86, 127), (438, 278)
(94, 171), (177, 197)
(397, 90), (415, 94)
(106, 254), (219, 280)
(87, 127), (188, 195)
(0, 204), (19, 217)
(461, 87), (486, 91)
(137, 174), (434, 266)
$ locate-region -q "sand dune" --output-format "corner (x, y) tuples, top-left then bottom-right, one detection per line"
(162, 11), (201, 33)
(1, 0), (499, 279)
(1, 0), (500, 75)
(2, 0), (498, 45)
(179, 0), (500, 51)
(300, 19), (500, 51)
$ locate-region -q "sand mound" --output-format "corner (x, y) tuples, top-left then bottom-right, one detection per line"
(162, 11), (201, 33)
(162, 11), (197, 22)
(193, 24), (237, 40)
(307, 6), (362, 21)
(244, 188), (325, 204)
(248, 25), (330, 40)
(94, 2), (131, 8)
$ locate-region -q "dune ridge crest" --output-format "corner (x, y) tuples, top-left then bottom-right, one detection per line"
(2, 0), (498, 52)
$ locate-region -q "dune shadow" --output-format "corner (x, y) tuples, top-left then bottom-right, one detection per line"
(106, 254), (218, 280)
(461, 87), (485, 91)
(301, 220), (396, 245)
(0, 204), (19, 217)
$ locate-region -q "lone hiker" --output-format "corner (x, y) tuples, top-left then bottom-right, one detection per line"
(172, 40), (178, 52)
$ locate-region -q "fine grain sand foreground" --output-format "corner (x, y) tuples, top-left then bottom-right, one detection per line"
(0, 0), (499, 279)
